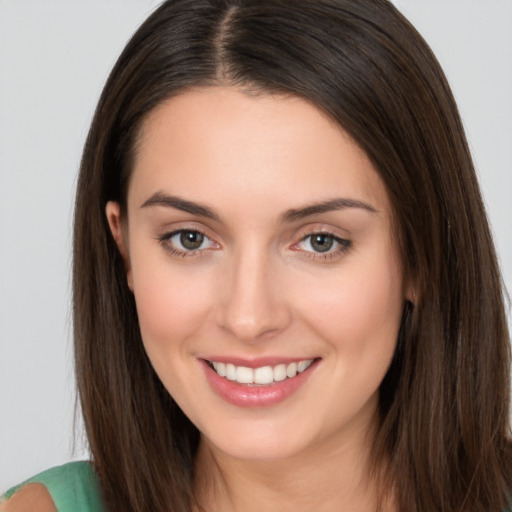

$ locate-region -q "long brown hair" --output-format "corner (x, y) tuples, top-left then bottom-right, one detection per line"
(73, 1), (512, 510)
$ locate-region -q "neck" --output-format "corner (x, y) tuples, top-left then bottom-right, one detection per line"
(193, 417), (392, 512)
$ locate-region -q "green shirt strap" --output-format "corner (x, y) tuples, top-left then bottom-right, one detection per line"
(2, 461), (106, 512)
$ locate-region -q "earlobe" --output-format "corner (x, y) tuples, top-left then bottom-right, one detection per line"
(105, 201), (133, 290)
(405, 283), (417, 306)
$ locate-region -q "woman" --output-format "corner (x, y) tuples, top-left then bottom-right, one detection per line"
(2, 0), (511, 511)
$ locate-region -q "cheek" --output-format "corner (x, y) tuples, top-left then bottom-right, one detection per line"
(129, 254), (214, 354)
(297, 247), (404, 357)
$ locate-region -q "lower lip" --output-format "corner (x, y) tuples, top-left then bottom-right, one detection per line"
(201, 359), (318, 408)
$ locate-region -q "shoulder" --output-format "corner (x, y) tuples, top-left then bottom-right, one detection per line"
(1, 462), (105, 512)
(0, 484), (55, 512)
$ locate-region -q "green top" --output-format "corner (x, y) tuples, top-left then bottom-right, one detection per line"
(3, 462), (512, 511)
(2, 461), (106, 512)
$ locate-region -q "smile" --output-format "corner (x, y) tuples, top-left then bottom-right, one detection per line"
(202, 357), (319, 407)
(208, 359), (314, 385)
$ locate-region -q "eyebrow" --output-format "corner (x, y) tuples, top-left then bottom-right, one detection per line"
(141, 192), (220, 221)
(281, 198), (378, 222)
(141, 192), (377, 222)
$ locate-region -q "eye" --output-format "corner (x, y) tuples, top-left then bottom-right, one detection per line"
(175, 230), (207, 250)
(296, 232), (351, 255)
(159, 229), (217, 255)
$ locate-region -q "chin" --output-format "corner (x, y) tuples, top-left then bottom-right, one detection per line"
(205, 432), (309, 462)
(197, 412), (326, 462)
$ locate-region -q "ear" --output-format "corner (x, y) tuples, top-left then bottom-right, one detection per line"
(404, 279), (417, 306)
(105, 201), (133, 291)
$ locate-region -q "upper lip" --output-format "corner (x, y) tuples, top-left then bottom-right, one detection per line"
(199, 356), (318, 368)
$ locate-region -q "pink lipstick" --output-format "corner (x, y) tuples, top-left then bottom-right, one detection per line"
(200, 357), (319, 408)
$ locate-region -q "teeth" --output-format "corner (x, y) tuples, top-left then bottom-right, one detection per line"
(210, 359), (314, 385)
(236, 366), (254, 384)
(273, 364), (287, 382)
(226, 363), (237, 381)
(212, 362), (226, 377)
(286, 362), (297, 378)
(254, 366), (274, 384)
(298, 359), (313, 372)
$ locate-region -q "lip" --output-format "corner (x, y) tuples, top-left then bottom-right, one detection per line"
(199, 355), (314, 368)
(200, 357), (319, 408)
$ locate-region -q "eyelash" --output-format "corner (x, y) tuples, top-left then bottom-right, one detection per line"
(157, 229), (351, 261)
(293, 231), (352, 261)
(157, 229), (218, 259)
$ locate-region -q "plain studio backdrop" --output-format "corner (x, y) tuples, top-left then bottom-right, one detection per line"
(0, 0), (511, 492)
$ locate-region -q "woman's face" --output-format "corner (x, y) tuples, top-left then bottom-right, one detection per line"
(107, 86), (410, 461)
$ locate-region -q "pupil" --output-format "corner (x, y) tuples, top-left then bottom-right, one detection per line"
(311, 234), (333, 253)
(180, 231), (204, 250)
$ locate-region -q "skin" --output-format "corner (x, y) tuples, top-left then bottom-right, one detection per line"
(106, 86), (410, 512)
(0, 485), (55, 512)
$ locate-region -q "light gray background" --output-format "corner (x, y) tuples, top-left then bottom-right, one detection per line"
(1, 0), (511, 492)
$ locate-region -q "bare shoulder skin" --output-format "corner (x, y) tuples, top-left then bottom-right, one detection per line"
(0, 484), (56, 512)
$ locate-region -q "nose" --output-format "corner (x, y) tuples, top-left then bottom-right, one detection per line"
(216, 246), (292, 343)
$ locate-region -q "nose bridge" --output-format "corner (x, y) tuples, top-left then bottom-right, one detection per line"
(217, 240), (290, 342)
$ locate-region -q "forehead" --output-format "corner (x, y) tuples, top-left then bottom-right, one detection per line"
(129, 86), (391, 217)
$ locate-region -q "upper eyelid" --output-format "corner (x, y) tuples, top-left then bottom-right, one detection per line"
(164, 227), (209, 238)
(158, 223), (217, 240)
(295, 232), (350, 250)
(299, 230), (347, 241)
(294, 223), (350, 241)
(161, 228), (216, 245)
